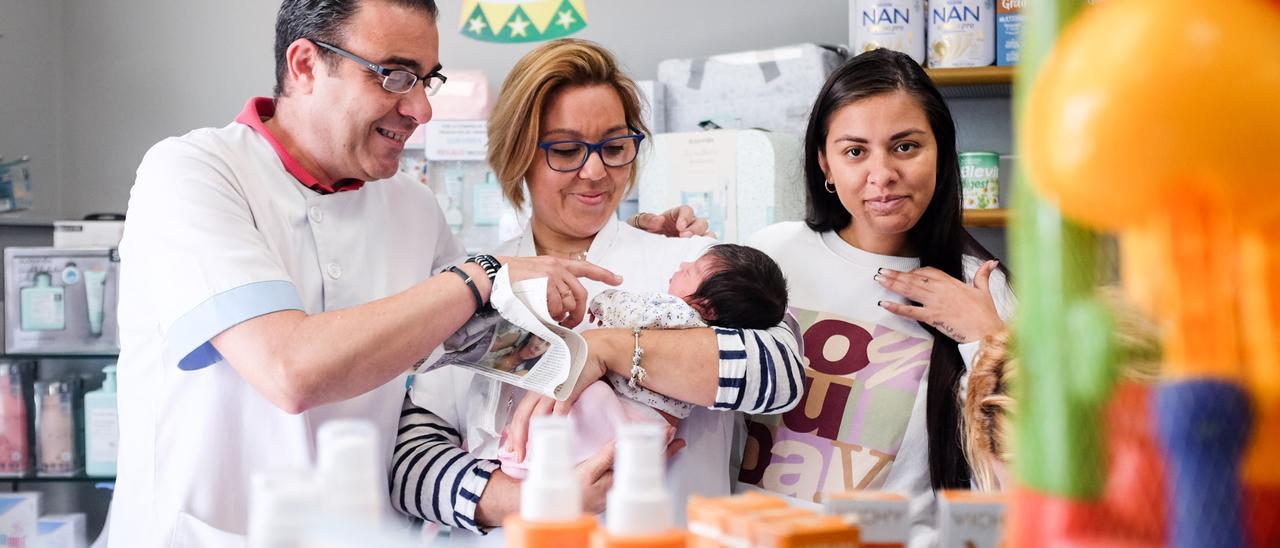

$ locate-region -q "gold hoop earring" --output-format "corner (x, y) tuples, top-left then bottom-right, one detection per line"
(824, 179), (837, 194)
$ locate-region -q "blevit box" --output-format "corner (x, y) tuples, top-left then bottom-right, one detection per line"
(822, 491), (909, 547)
(0, 492), (41, 547)
(996, 0), (1023, 66)
(938, 490), (1007, 548)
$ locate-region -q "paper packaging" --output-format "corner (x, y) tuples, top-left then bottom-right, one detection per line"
(41, 514), (86, 548)
(658, 44), (846, 141)
(995, 0), (1022, 66)
(52, 220), (125, 248)
(636, 129), (805, 243)
(822, 491), (910, 547)
(938, 490), (1006, 548)
(0, 492), (41, 547)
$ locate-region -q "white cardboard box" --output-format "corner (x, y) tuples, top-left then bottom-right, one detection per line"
(938, 490), (1007, 548)
(42, 514), (87, 548)
(52, 221), (125, 249)
(822, 490), (910, 546)
(658, 44), (846, 141)
(0, 492), (41, 547)
(636, 129), (804, 243)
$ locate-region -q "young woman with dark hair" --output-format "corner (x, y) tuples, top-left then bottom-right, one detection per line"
(743, 48), (1015, 544)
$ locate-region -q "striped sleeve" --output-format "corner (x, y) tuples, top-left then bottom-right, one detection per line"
(390, 395), (499, 534)
(712, 313), (805, 414)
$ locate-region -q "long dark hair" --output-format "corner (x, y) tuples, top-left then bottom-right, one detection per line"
(802, 48), (1000, 490)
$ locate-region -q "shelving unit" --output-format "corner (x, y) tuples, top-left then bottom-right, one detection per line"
(925, 66), (1015, 99)
(963, 208), (1010, 228)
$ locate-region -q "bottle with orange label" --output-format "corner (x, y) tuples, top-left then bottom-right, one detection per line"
(505, 416), (597, 548)
(591, 423), (687, 548)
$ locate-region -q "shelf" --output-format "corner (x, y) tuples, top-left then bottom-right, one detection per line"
(926, 66), (1014, 86)
(925, 66), (1014, 99)
(963, 208), (1009, 228)
(1, 475), (114, 484)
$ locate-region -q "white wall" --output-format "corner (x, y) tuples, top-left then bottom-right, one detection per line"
(0, 0), (66, 219)
(8, 0), (852, 219)
(59, 0), (278, 218)
(5, 0), (1009, 257)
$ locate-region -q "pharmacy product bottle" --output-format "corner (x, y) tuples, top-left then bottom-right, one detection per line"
(505, 416), (597, 548)
(84, 365), (118, 477)
(592, 423), (687, 548)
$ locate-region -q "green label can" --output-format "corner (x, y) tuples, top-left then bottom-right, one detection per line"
(959, 152), (1000, 209)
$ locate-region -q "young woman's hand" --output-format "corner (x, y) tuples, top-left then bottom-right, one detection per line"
(875, 260), (1005, 343)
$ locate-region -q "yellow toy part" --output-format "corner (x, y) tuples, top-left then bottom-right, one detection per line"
(1023, 0), (1280, 231)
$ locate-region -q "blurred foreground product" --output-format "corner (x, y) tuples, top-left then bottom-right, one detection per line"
(505, 416), (597, 548)
(1020, 0), (1280, 546)
(592, 423), (688, 548)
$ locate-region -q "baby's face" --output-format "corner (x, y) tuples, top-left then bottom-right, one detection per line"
(518, 337), (550, 359)
(667, 254), (719, 300)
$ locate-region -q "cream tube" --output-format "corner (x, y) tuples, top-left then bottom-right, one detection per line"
(83, 268), (107, 337)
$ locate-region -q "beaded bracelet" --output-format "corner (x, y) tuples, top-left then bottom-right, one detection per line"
(628, 327), (647, 389)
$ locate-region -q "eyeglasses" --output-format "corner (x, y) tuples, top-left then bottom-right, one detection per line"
(313, 40), (447, 96)
(537, 134), (645, 173)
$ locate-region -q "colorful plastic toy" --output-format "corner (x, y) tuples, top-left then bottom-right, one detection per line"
(1017, 0), (1280, 546)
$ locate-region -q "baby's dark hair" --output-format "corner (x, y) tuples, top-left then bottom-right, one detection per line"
(687, 244), (789, 330)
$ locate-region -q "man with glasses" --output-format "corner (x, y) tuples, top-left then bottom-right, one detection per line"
(109, 1), (701, 545)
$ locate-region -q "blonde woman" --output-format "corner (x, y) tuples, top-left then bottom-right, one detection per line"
(390, 39), (804, 543)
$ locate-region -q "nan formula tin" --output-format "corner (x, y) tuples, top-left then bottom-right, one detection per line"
(850, 0), (927, 65)
(927, 0), (996, 68)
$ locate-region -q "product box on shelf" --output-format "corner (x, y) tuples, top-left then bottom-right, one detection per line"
(42, 514), (87, 548)
(428, 69), (492, 121)
(0, 492), (40, 547)
(822, 490), (911, 547)
(52, 219), (126, 248)
(38, 516), (79, 548)
(0, 157), (33, 213)
(996, 0), (1022, 66)
(657, 43), (846, 140)
(3, 247), (121, 355)
(636, 129), (805, 243)
(938, 490), (1007, 548)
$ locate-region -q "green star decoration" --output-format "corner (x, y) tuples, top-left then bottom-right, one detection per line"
(462, 0), (587, 44)
(462, 3), (498, 40)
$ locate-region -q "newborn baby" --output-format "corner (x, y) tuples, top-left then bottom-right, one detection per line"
(499, 244), (788, 478)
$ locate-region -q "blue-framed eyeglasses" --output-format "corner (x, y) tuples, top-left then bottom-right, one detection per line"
(537, 134), (646, 173)
(313, 40), (447, 96)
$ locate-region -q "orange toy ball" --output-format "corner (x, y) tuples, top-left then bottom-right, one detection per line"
(1023, 0), (1280, 230)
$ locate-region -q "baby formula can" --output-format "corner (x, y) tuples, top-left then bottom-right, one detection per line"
(959, 152), (1000, 209)
(850, 0), (927, 65)
(927, 0), (996, 67)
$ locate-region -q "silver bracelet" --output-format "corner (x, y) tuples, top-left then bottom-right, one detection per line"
(628, 327), (647, 388)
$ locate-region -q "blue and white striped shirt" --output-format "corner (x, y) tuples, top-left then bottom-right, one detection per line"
(390, 317), (804, 532)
